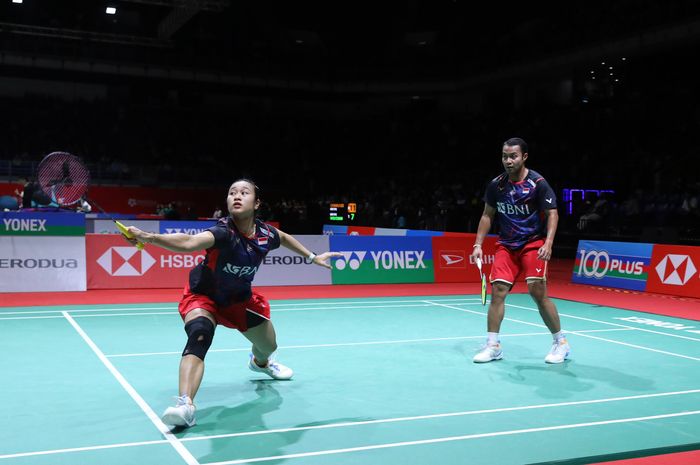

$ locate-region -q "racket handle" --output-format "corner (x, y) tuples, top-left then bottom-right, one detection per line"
(115, 221), (145, 250)
(475, 257), (483, 271)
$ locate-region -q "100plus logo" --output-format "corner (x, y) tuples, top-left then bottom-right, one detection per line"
(571, 240), (652, 292)
(333, 250), (426, 270)
(576, 249), (645, 278)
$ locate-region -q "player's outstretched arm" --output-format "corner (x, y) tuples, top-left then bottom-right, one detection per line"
(125, 227), (215, 252)
(278, 229), (341, 270)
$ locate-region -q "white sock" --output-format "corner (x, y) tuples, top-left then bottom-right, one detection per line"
(487, 332), (499, 345)
(552, 331), (565, 342)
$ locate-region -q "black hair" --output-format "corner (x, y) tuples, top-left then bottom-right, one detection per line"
(230, 178), (261, 201)
(503, 137), (528, 154)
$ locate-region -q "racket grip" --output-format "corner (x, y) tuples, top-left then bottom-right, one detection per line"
(115, 221), (145, 250)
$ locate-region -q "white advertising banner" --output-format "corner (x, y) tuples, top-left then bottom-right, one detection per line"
(90, 219), (159, 234)
(255, 235), (331, 286)
(0, 236), (87, 292)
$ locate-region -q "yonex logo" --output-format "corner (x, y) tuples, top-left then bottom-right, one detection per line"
(655, 254), (697, 286)
(334, 251), (426, 270)
(334, 251), (367, 270)
(97, 247), (156, 276)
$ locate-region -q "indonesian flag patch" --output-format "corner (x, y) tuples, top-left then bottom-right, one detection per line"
(257, 236), (268, 246)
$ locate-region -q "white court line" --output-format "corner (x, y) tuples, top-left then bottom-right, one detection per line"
(425, 301), (700, 362)
(0, 298), (483, 316)
(182, 388), (700, 442)
(105, 328), (632, 358)
(0, 306), (176, 315)
(505, 302), (700, 343)
(0, 301), (480, 321)
(0, 439), (170, 460)
(3, 388), (699, 460)
(61, 312), (199, 465)
(204, 410), (700, 465)
(0, 315), (64, 320)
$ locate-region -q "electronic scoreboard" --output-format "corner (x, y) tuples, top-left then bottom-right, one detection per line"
(328, 202), (357, 223)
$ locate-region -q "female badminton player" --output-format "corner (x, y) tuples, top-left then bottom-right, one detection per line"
(125, 179), (340, 427)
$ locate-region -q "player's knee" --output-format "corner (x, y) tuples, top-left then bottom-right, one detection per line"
(182, 316), (215, 360)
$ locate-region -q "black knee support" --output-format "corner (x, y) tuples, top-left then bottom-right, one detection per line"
(182, 317), (215, 360)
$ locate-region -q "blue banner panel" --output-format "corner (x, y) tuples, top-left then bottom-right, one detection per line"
(159, 220), (216, 234)
(571, 240), (654, 291)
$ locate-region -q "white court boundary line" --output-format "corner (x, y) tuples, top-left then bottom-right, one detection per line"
(0, 303), (463, 321)
(425, 301), (700, 362)
(204, 410), (700, 465)
(3, 388), (699, 461)
(61, 312), (199, 465)
(505, 302), (700, 342)
(0, 298), (483, 316)
(105, 328), (632, 358)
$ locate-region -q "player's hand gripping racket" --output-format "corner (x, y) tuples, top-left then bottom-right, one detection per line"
(476, 257), (487, 306)
(37, 151), (144, 249)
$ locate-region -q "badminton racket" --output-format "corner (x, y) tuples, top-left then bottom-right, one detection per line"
(475, 257), (487, 306)
(36, 151), (144, 249)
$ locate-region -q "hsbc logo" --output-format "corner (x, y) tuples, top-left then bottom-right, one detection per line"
(655, 254), (697, 286)
(97, 247), (156, 276)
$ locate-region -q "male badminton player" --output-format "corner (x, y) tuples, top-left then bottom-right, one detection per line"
(125, 179), (340, 427)
(470, 138), (570, 364)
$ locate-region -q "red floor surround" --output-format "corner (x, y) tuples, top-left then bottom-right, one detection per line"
(2, 259), (699, 320)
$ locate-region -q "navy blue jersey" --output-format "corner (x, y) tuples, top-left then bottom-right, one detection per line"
(484, 169), (557, 250)
(188, 218), (281, 305)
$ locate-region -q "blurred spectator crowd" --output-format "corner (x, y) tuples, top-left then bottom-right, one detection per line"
(1, 64), (698, 249)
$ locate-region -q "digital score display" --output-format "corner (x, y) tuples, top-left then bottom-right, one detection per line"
(329, 202), (357, 223)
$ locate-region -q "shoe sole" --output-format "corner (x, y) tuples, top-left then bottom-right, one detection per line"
(248, 364), (294, 380)
(473, 354), (503, 363)
(545, 352), (570, 364)
(161, 412), (195, 428)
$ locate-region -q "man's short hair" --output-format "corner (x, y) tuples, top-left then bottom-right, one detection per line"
(503, 137), (528, 154)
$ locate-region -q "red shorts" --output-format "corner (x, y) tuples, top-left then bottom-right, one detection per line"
(178, 285), (271, 331)
(490, 238), (548, 285)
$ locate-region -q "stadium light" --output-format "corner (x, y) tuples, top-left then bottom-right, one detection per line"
(12, 0), (23, 4)
(106, 6), (117, 14)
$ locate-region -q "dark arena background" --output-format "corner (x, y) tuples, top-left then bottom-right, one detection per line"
(1, 2), (699, 465)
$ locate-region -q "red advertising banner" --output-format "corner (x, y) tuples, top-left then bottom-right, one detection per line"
(86, 234), (203, 289)
(432, 235), (497, 283)
(646, 244), (700, 298)
(347, 226), (377, 236)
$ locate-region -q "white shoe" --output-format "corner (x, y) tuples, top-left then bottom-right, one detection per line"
(545, 337), (570, 364)
(161, 396), (196, 427)
(248, 354), (294, 380)
(473, 343), (503, 363)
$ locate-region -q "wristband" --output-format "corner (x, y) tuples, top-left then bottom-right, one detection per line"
(472, 244), (482, 248)
(308, 252), (317, 261)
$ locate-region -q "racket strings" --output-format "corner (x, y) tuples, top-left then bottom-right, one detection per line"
(37, 152), (90, 205)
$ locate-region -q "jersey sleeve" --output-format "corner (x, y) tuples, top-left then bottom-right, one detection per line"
(536, 178), (558, 210)
(484, 179), (498, 207)
(207, 220), (231, 249)
(263, 223), (282, 250)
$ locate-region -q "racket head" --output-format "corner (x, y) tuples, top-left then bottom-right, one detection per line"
(37, 152), (90, 206)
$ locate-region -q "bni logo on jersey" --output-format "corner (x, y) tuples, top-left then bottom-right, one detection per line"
(97, 247), (156, 276)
